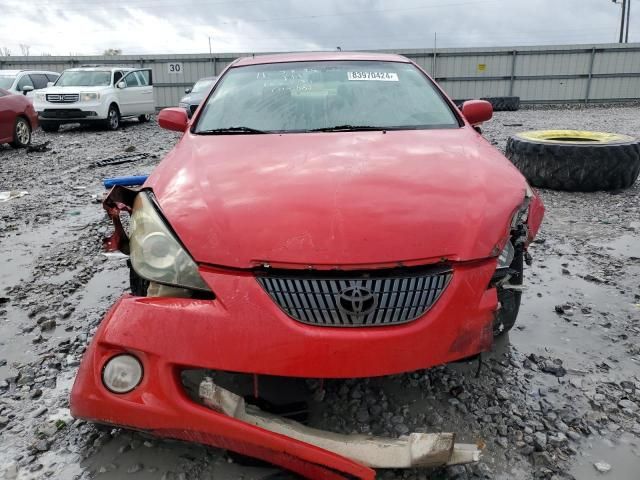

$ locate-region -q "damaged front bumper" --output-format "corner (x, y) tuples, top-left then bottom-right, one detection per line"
(71, 261), (497, 478)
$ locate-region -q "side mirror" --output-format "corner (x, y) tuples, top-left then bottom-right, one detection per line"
(158, 107), (189, 132)
(461, 100), (493, 126)
(184, 87), (192, 94)
(117, 81), (126, 89)
(46, 82), (54, 87)
(22, 85), (34, 95)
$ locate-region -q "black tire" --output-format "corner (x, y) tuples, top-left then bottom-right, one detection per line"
(105, 104), (120, 131)
(138, 114), (151, 123)
(128, 261), (149, 296)
(481, 96), (520, 112)
(10, 117), (31, 148)
(493, 250), (523, 336)
(40, 121), (60, 133)
(506, 130), (640, 191)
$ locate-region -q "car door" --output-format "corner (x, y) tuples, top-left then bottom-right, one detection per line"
(118, 70), (154, 116)
(29, 73), (50, 93)
(0, 91), (13, 142)
(133, 69), (155, 114)
(15, 74), (34, 96)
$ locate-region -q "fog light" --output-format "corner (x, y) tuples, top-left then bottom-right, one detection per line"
(102, 354), (143, 393)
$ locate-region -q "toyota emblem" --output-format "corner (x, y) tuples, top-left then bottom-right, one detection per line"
(337, 286), (377, 324)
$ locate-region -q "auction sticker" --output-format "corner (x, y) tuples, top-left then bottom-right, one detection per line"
(347, 71), (398, 81)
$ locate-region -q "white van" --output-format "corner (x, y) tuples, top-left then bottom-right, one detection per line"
(33, 66), (155, 131)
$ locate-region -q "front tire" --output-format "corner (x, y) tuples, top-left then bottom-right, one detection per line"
(138, 114), (151, 123)
(493, 250), (523, 336)
(105, 105), (120, 131)
(10, 117), (31, 148)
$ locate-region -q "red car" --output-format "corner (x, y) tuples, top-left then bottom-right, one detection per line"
(0, 88), (38, 147)
(71, 53), (544, 479)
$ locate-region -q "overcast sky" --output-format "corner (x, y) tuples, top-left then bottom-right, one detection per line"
(0, 0), (637, 56)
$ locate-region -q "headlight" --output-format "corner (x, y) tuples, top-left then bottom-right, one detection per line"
(130, 193), (210, 291)
(497, 240), (515, 269)
(80, 92), (100, 102)
(35, 93), (45, 102)
(178, 102), (189, 109)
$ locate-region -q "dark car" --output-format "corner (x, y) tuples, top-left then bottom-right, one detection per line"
(178, 76), (216, 117)
(0, 88), (38, 147)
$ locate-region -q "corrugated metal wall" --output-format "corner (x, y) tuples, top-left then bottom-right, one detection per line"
(1, 43), (638, 108)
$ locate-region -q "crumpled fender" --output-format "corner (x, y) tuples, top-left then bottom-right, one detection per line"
(102, 185), (139, 253)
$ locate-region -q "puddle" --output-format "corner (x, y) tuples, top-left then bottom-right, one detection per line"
(0, 205), (103, 292)
(0, 306), (37, 378)
(80, 432), (273, 480)
(570, 433), (640, 480)
(72, 265), (128, 314)
(593, 232), (640, 259)
(511, 254), (638, 372)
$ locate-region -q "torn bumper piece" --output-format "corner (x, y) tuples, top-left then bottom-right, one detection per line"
(200, 378), (480, 470)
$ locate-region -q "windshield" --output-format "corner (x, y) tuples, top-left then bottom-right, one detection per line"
(192, 79), (215, 93)
(195, 61), (459, 134)
(55, 71), (111, 87)
(0, 76), (16, 89)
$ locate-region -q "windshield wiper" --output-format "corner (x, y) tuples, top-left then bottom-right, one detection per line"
(197, 126), (267, 135)
(309, 125), (387, 132)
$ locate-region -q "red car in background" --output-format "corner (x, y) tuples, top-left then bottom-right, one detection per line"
(71, 53), (545, 479)
(0, 88), (37, 147)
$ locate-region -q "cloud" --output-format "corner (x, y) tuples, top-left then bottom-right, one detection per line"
(0, 0), (636, 56)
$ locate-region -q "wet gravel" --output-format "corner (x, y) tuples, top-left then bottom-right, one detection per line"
(1, 105), (639, 480)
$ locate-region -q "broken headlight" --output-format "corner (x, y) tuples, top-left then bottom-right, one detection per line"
(129, 193), (210, 292)
(497, 240), (515, 269)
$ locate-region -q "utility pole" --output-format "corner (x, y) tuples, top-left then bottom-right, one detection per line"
(613, 0), (629, 43)
(625, 0), (632, 42)
(208, 36), (212, 55)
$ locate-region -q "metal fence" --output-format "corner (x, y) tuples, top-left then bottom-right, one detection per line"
(1, 43), (639, 109)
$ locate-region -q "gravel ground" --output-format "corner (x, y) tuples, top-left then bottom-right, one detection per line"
(1, 105), (639, 480)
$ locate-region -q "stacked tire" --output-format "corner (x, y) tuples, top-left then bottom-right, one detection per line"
(481, 96), (520, 112)
(506, 130), (640, 191)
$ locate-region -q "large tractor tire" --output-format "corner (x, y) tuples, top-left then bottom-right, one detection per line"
(506, 130), (640, 191)
(481, 96), (520, 111)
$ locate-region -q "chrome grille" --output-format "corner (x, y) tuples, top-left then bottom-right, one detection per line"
(257, 268), (452, 327)
(46, 94), (79, 103)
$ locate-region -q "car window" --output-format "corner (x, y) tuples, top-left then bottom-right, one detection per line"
(113, 71), (123, 85)
(195, 61), (459, 133)
(123, 72), (141, 87)
(56, 71), (111, 87)
(46, 73), (59, 83)
(16, 74), (34, 91)
(134, 71), (148, 86)
(191, 79), (215, 93)
(29, 74), (49, 89)
(0, 75), (16, 89)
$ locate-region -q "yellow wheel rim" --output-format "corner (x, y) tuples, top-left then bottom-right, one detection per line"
(516, 130), (634, 144)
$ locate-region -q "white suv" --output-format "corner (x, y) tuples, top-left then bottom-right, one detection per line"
(0, 70), (60, 96)
(33, 66), (155, 132)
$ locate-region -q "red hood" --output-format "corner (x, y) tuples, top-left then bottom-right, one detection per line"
(146, 127), (528, 269)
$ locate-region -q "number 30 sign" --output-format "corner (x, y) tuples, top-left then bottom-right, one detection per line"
(167, 63), (183, 74)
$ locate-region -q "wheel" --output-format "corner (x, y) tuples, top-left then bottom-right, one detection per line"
(481, 96), (520, 111)
(493, 249), (523, 336)
(506, 130), (640, 191)
(138, 114), (151, 123)
(105, 104), (120, 131)
(10, 117), (31, 148)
